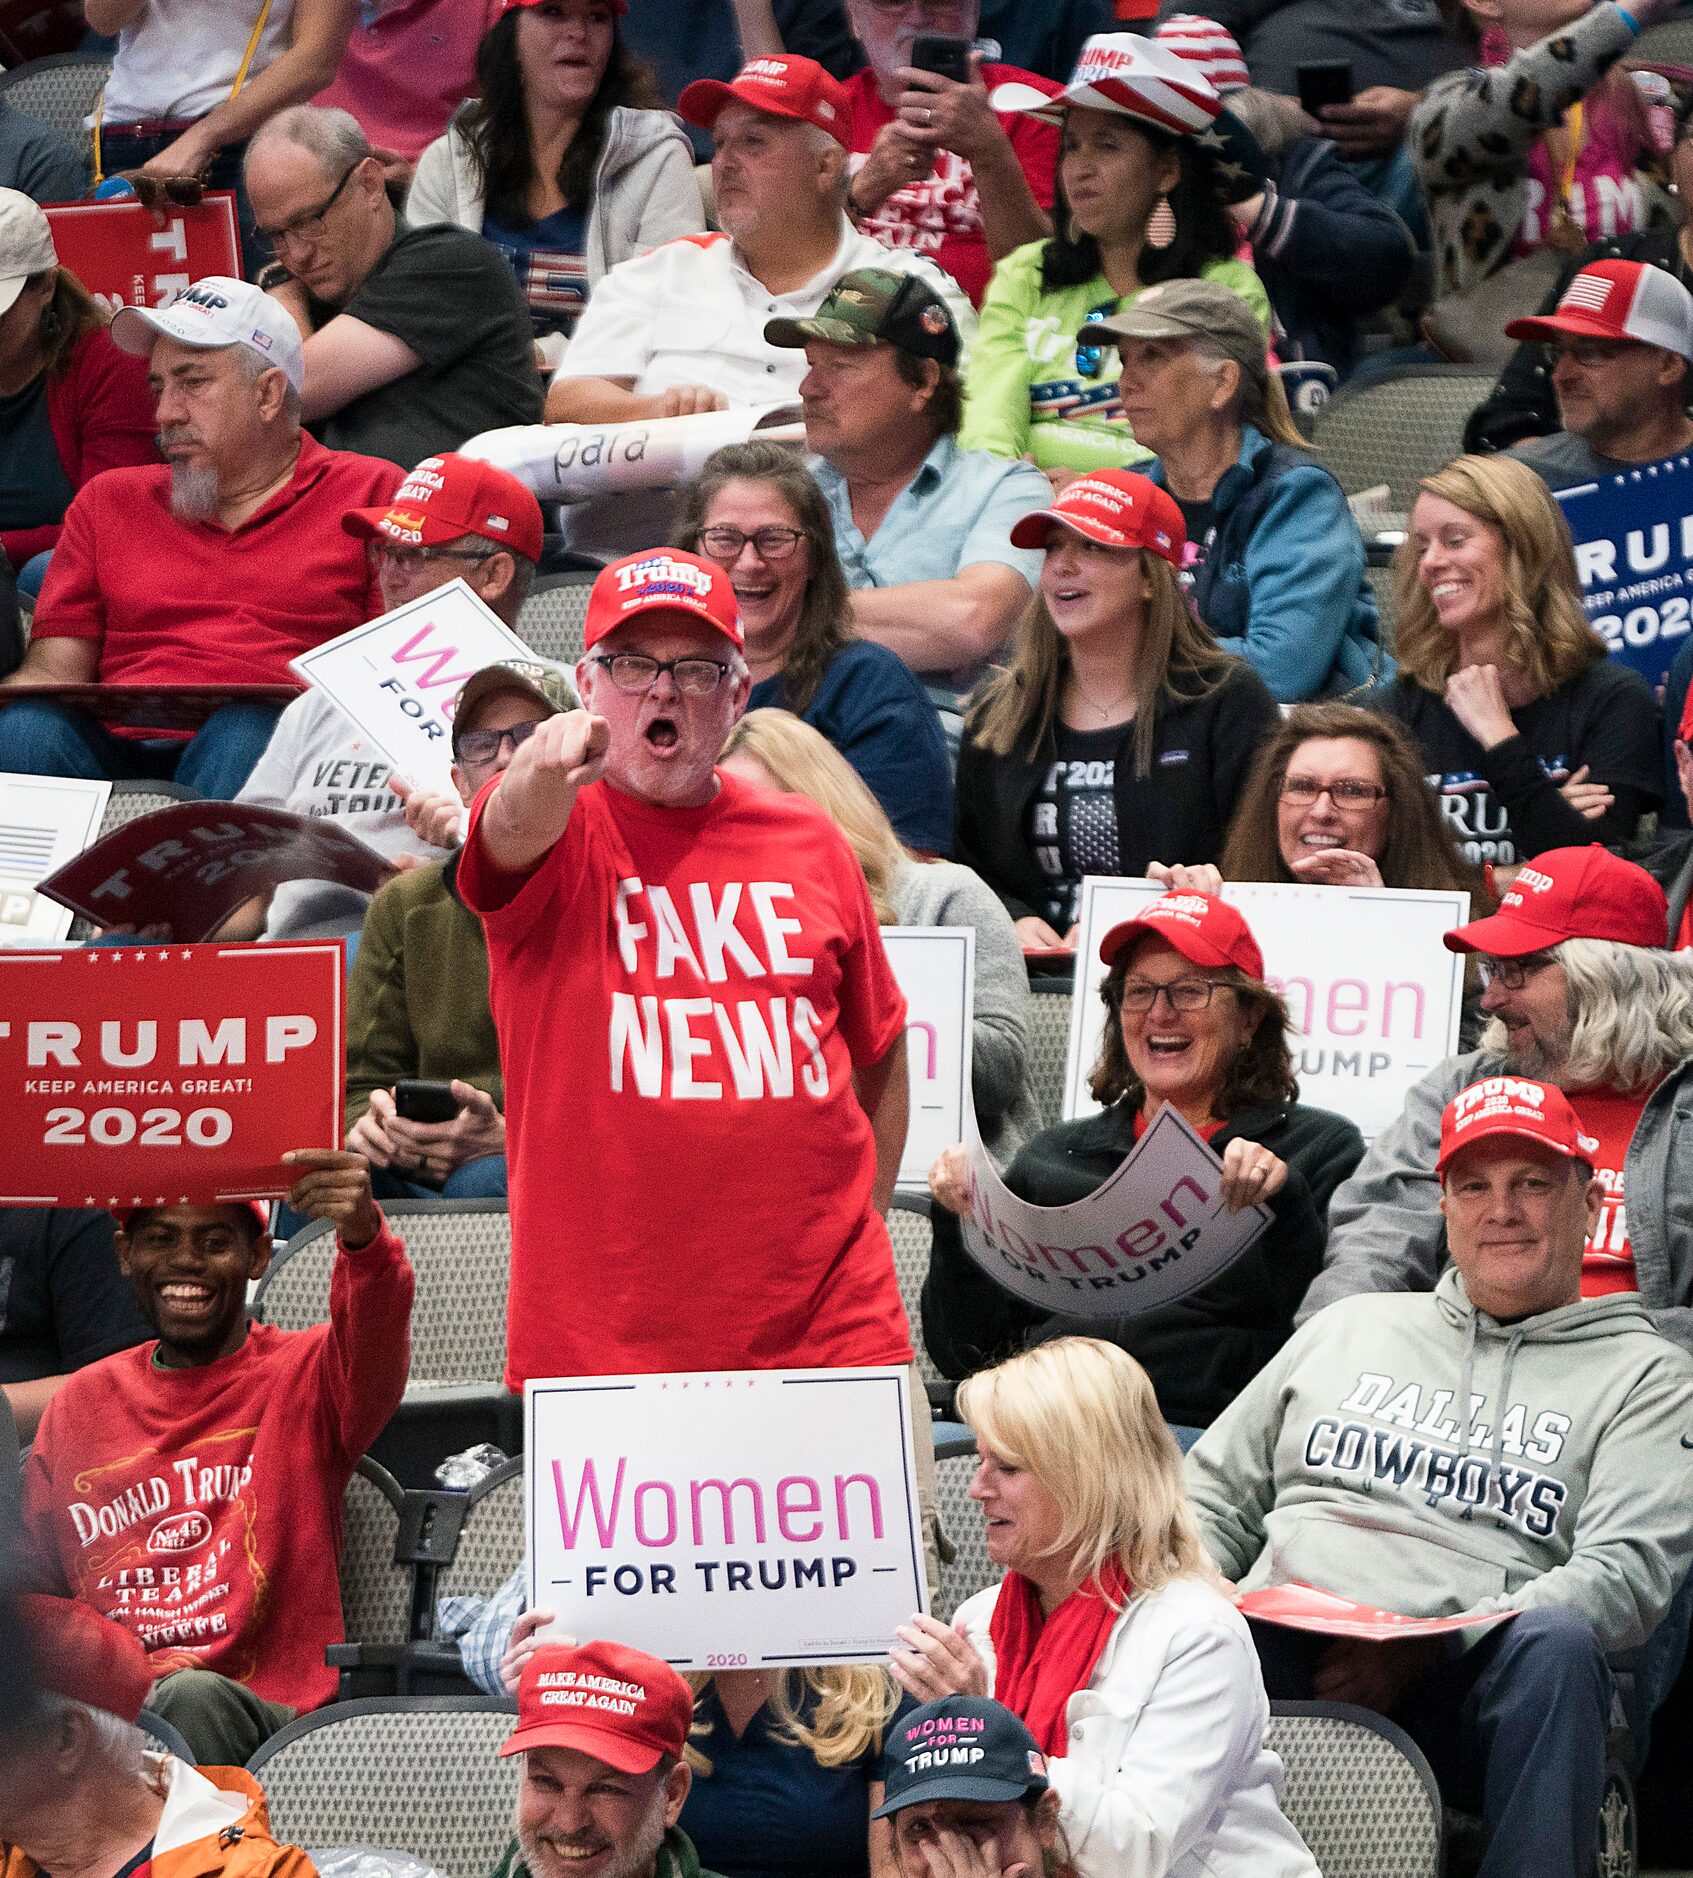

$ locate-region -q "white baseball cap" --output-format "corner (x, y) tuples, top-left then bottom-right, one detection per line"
(111, 275), (305, 391)
(1504, 258), (1693, 363)
(0, 189), (58, 317)
(988, 34), (1222, 136)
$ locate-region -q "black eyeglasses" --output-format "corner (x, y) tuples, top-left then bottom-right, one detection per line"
(1117, 977), (1234, 1013)
(697, 525), (806, 563)
(453, 720), (541, 766)
(589, 652), (733, 697)
(1477, 955), (1558, 992)
(1074, 299), (1116, 380)
(1280, 778), (1389, 807)
(373, 542), (497, 574)
(255, 159), (364, 259)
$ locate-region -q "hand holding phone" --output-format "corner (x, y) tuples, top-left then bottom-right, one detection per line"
(393, 1079), (463, 1125)
(910, 34), (973, 85)
(1296, 59), (1354, 119)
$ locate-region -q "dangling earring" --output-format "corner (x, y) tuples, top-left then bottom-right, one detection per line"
(1146, 193), (1177, 250)
(39, 302), (60, 343)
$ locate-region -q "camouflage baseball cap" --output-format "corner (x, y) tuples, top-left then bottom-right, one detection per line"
(453, 656), (579, 733)
(765, 266), (959, 365)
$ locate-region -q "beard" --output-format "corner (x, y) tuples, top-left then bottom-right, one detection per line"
(169, 461), (220, 521)
(516, 1782), (668, 1878)
(1479, 1013), (1569, 1080)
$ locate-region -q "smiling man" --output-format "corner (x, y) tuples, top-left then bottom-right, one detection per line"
(1188, 1076), (1693, 1878)
(18, 1150), (413, 1768)
(1300, 844), (1693, 1352)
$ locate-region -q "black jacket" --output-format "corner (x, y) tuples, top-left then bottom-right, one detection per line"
(922, 1097), (1366, 1428)
(954, 662), (1280, 923)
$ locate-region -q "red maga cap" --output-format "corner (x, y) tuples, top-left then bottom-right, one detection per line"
(680, 54), (851, 149)
(343, 453), (545, 566)
(111, 1199), (269, 1234)
(23, 1595), (154, 1723)
(1008, 469), (1186, 566)
(1444, 844), (1667, 956)
(1099, 891), (1264, 978)
(1436, 1076), (1598, 1177)
(583, 550), (744, 652)
(501, 1640), (695, 1772)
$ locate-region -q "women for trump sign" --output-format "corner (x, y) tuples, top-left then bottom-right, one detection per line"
(526, 1367), (927, 1668)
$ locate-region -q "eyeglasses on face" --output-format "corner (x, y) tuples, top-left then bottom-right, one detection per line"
(373, 542), (497, 574)
(1117, 977), (1233, 1013)
(697, 525), (806, 562)
(1279, 777), (1389, 808)
(255, 159), (364, 259)
(1476, 955), (1557, 992)
(589, 652), (732, 696)
(452, 720), (541, 766)
(1548, 338), (1633, 370)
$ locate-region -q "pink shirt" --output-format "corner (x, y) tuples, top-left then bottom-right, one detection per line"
(316, 0), (504, 163)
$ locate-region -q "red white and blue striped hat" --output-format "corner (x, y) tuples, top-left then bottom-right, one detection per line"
(988, 33), (1222, 136)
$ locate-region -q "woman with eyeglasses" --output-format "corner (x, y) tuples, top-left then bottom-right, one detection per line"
(1376, 453), (1661, 871)
(923, 890), (1363, 1441)
(408, 0), (702, 360)
(958, 34), (1267, 479)
(675, 441), (955, 854)
(955, 469), (1278, 952)
(0, 192), (155, 616)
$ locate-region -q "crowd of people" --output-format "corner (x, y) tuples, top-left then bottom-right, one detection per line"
(12, 0), (1693, 1875)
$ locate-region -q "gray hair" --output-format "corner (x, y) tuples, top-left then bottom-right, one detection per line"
(1480, 937), (1693, 1091)
(37, 1695), (149, 1779)
(230, 341), (303, 422)
(247, 103), (371, 179)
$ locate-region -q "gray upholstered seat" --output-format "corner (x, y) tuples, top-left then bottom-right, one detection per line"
(1266, 1701), (1444, 1877)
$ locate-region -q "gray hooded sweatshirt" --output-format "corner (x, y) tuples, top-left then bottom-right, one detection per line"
(1186, 1268), (1693, 1654)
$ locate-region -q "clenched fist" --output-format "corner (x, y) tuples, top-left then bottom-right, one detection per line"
(508, 709), (612, 792)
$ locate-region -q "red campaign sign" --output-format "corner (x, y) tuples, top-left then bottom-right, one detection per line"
(0, 942), (344, 1207)
(44, 195), (241, 314)
(1236, 1583), (1520, 1642)
(40, 801), (397, 941)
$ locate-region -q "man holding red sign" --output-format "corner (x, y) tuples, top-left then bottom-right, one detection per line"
(17, 1149), (414, 1768)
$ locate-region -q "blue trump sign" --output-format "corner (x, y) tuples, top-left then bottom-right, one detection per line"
(1555, 452), (1693, 693)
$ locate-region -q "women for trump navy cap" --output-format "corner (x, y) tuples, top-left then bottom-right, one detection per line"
(872, 1696), (1050, 1820)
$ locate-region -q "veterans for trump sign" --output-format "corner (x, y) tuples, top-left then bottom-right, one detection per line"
(0, 942), (344, 1206)
(526, 1367), (927, 1668)
(959, 1101), (1271, 1318)
(1065, 878), (1469, 1139)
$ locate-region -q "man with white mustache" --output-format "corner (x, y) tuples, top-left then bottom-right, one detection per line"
(0, 276), (397, 796)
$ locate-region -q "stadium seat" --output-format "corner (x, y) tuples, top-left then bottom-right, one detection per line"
(0, 52), (111, 145)
(1265, 1701), (1443, 1878)
(1366, 554), (1400, 652)
(95, 778), (199, 841)
(433, 1456), (524, 1613)
(515, 572), (595, 668)
(1311, 367), (1495, 509)
(933, 1448), (994, 1622)
(890, 1195), (943, 1395)
(340, 1455), (414, 1654)
(136, 1706), (195, 1763)
(245, 1697), (520, 1877)
(1026, 977), (1076, 1130)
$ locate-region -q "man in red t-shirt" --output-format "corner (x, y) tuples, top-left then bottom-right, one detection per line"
(457, 547), (913, 1394)
(841, 0), (1060, 303)
(19, 1150), (414, 1768)
(0, 276), (399, 798)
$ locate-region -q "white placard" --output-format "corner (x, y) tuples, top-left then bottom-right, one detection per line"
(526, 1367), (927, 1669)
(1063, 878), (1470, 1139)
(960, 1102), (1271, 1317)
(0, 773), (111, 945)
(289, 580), (542, 799)
(884, 926), (974, 1193)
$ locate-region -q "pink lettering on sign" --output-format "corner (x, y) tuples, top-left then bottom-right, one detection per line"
(388, 624), (483, 718)
(549, 1458), (886, 1551)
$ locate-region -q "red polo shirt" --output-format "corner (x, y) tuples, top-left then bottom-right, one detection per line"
(32, 434), (399, 723)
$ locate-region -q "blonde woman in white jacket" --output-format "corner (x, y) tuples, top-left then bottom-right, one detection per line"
(406, 0), (702, 362)
(889, 1338), (1317, 1878)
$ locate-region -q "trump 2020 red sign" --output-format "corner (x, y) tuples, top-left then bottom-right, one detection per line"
(44, 194), (241, 314)
(0, 942), (344, 1207)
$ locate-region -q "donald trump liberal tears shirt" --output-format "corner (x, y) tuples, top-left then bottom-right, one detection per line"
(458, 768), (913, 1389)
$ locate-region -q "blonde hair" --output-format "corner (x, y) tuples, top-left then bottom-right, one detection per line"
(1394, 454), (1606, 697)
(956, 1339), (1215, 1598)
(966, 551), (1229, 778)
(683, 1667), (899, 1774)
(720, 708), (906, 923)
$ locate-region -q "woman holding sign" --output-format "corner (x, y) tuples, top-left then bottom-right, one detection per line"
(1374, 453), (1661, 870)
(888, 1338), (1319, 1878)
(924, 893), (1362, 1434)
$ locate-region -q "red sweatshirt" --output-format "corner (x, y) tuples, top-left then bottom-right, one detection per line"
(19, 1219), (414, 1715)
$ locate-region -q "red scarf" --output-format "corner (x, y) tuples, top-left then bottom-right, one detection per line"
(988, 1561), (1131, 1758)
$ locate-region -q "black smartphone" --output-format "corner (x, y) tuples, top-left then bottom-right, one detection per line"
(910, 34), (974, 85)
(1297, 59), (1354, 117)
(393, 1079), (462, 1125)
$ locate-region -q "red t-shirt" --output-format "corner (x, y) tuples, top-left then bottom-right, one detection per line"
(843, 65), (1061, 305)
(19, 1223), (414, 1713)
(31, 433), (399, 721)
(1570, 1086), (1649, 1296)
(315, 0), (504, 162)
(458, 770), (914, 1389)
